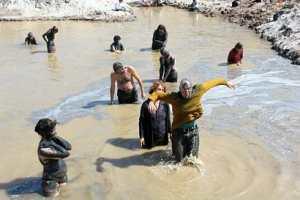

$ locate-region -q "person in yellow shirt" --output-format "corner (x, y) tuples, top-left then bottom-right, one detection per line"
(148, 78), (235, 162)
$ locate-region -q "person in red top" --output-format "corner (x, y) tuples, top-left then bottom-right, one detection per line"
(227, 42), (243, 65)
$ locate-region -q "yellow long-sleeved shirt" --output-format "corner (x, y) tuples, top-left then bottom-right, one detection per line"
(149, 78), (228, 130)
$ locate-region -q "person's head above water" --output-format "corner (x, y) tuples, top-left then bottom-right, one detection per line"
(234, 42), (243, 50)
(179, 79), (193, 99)
(27, 32), (33, 38)
(113, 62), (125, 73)
(52, 26), (58, 33)
(160, 48), (170, 57)
(35, 118), (57, 139)
(113, 35), (121, 42)
(149, 81), (166, 94)
(156, 24), (167, 34)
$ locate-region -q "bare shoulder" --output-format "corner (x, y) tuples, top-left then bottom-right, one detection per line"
(110, 72), (117, 79)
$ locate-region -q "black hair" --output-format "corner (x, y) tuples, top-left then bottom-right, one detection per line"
(235, 42), (243, 49)
(35, 118), (57, 139)
(157, 24), (167, 33)
(113, 35), (121, 42)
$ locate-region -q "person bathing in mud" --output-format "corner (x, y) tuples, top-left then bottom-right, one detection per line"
(25, 32), (37, 45)
(152, 24), (168, 50)
(43, 26), (58, 53)
(227, 42), (243, 65)
(148, 78), (235, 162)
(159, 48), (178, 82)
(110, 35), (124, 52)
(189, 0), (198, 11)
(110, 62), (145, 104)
(139, 81), (171, 149)
(35, 118), (72, 197)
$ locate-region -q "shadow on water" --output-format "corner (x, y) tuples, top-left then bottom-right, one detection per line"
(218, 62), (229, 67)
(143, 78), (159, 83)
(0, 177), (43, 197)
(106, 137), (140, 151)
(31, 50), (48, 54)
(140, 47), (152, 52)
(95, 150), (168, 172)
(82, 100), (111, 109)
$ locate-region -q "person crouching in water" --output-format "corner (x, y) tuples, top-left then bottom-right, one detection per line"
(110, 35), (124, 52)
(148, 78), (235, 162)
(110, 62), (145, 104)
(139, 81), (171, 148)
(43, 26), (58, 53)
(159, 48), (178, 82)
(227, 42), (243, 65)
(35, 118), (72, 197)
(152, 24), (168, 50)
(25, 32), (37, 45)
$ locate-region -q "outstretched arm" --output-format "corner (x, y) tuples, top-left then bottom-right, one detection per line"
(148, 92), (175, 113)
(198, 78), (235, 95)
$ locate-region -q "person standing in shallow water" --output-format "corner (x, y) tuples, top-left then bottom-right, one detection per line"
(25, 32), (37, 45)
(43, 26), (58, 53)
(35, 118), (71, 197)
(110, 62), (145, 104)
(148, 78), (235, 162)
(152, 24), (168, 50)
(227, 42), (243, 65)
(159, 48), (177, 82)
(139, 81), (171, 149)
(110, 35), (124, 52)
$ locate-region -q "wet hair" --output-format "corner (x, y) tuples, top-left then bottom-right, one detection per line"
(179, 79), (192, 90)
(113, 62), (123, 72)
(234, 42), (243, 50)
(160, 48), (170, 56)
(35, 118), (57, 138)
(149, 81), (166, 94)
(52, 26), (58, 33)
(156, 24), (167, 34)
(113, 35), (121, 42)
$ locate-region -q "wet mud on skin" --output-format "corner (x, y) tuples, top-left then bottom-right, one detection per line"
(0, 6), (300, 200)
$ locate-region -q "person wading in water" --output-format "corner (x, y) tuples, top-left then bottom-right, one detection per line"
(43, 26), (58, 53)
(148, 78), (235, 162)
(110, 62), (145, 104)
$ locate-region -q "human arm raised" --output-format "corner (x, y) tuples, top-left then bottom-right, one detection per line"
(197, 78), (235, 94)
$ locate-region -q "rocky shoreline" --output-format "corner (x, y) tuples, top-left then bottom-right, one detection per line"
(0, 0), (136, 22)
(162, 0), (300, 65)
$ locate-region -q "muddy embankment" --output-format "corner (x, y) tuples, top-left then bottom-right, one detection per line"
(159, 0), (300, 65)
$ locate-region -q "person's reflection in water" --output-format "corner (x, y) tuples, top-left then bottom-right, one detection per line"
(227, 65), (243, 80)
(48, 54), (59, 69)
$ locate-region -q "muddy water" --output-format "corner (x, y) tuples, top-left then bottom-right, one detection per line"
(0, 7), (300, 200)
